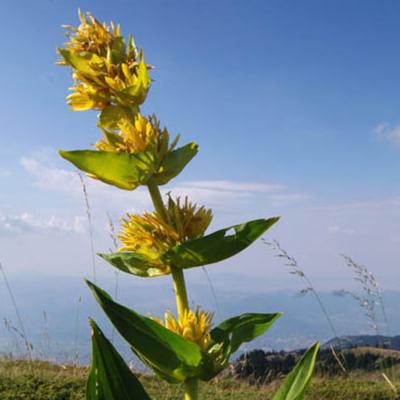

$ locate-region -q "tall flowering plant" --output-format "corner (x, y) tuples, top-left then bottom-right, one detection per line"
(58, 12), (319, 400)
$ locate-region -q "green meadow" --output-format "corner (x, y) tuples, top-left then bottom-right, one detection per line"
(1, 358), (399, 400)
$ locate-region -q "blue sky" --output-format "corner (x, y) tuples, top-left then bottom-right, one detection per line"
(1, 0), (400, 292)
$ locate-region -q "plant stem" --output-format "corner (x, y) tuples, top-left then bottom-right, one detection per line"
(171, 267), (189, 320)
(147, 178), (169, 223)
(184, 378), (198, 400)
(146, 179), (198, 400)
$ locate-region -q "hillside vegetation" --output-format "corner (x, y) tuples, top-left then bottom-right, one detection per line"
(1, 354), (399, 400)
(233, 346), (400, 381)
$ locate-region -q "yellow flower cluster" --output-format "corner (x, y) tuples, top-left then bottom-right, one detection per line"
(118, 212), (178, 271)
(95, 114), (171, 159)
(118, 194), (212, 250)
(118, 195), (212, 268)
(165, 195), (213, 241)
(58, 10), (150, 112)
(60, 10), (122, 56)
(154, 309), (213, 351)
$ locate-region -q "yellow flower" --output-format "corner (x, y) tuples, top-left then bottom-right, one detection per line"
(118, 212), (178, 270)
(95, 114), (170, 158)
(66, 82), (108, 111)
(165, 195), (213, 241)
(58, 10), (151, 111)
(154, 308), (214, 351)
(59, 10), (121, 58)
(117, 195), (212, 268)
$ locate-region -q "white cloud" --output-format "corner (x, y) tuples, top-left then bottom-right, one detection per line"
(20, 157), (150, 214)
(328, 225), (356, 235)
(264, 193), (309, 207)
(0, 212), (86, 235)
(168, 180), (306, 208)
(168, 184), (252, 205)
(314, 196), (400, 212)
(182, 180), (287, 193)
(21, 157), (307, 211)
(373, 122), (400, 146)
(21, 157), (80, 192)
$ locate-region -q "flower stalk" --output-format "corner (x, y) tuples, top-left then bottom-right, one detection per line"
(184, 378), (198, 400)
(171, 267), (190, 321)
(147, 178), (196, 398)
(146, 178), (189, 319)
(147, 178), (169, 224)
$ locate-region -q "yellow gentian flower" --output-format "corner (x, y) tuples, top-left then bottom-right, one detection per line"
(117, 195), (212, 270)
(154, 308), (214, 351)
(165, 195), (213, 241)
(58, 10), (151, 112)
(118, 212), (178, 268)
(95, 114), (170, 157)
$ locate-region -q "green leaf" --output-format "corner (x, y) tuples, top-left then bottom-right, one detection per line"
(118, 58), (151, 105)
(272, 342), (320, 400)
(98, 252), (166, 277)
(101, 130), (124, 147)
(86, 319), (151, 400)
(211, 312), (282, 354)
(58, 49), (102, 77)
(86, 280), (204, 383)
(155, 142), (199, 185)
(110, 37), (126, 65)
(98, 105), (137, 130)
(137, 56), (151, 91)
(163, 217), (279, 269)
(59, 150), (155, 190)
(100, 217), (279, 277)
(197, 312), (282, 381)
(100, 217), (278, 277)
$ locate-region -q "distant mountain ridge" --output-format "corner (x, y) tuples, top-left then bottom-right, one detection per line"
(322, 335), (400, 350)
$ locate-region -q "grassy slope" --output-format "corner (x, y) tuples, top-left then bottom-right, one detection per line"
(0, 358), (399, 400)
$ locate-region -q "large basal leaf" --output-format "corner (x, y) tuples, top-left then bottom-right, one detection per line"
(86, 280), (203, 382)
(86, 319), (151, 400)
(211, 312), (282, 354)
(98, 252), (166, 277)
(163, 217), (279, 269)
(272, 342), (320, 400)
(59, 150), (155, 190)
(155, 142), (199, 185)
